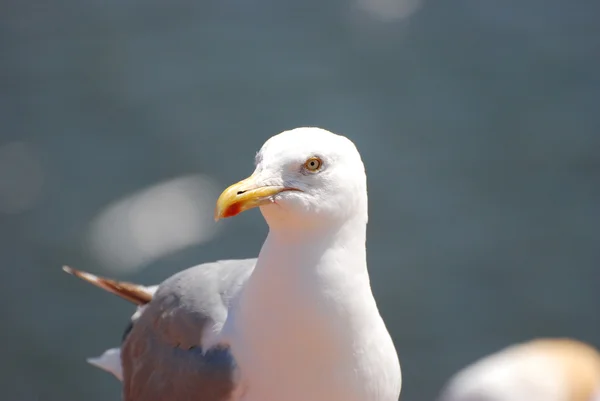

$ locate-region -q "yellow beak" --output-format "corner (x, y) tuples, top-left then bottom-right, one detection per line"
(214, 174), (292, 221)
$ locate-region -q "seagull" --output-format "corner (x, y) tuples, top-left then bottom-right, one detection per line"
(65, 127), (402, 401)
(437, 338), (600, 401)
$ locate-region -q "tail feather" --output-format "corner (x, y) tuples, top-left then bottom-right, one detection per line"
(87, 347), (123, 381)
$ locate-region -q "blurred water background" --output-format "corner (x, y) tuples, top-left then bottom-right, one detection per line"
(1, 0), (599, 400)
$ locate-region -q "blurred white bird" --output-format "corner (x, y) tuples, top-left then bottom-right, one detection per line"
(438, 338), (600, 401)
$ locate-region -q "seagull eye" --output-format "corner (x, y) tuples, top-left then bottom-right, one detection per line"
(303, 157), (323, 172)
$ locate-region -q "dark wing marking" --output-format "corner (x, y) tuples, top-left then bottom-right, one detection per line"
(122, 321), (135, 343)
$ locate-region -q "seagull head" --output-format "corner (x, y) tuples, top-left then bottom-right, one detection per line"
(214, 127), (368, 230)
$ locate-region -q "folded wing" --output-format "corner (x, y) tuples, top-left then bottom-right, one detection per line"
(64, 259), (256, 401)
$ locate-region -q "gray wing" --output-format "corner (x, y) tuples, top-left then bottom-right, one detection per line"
(121, 258), (256, 401)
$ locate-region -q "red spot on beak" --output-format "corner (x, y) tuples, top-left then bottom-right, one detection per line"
(223, 202), (243, 218)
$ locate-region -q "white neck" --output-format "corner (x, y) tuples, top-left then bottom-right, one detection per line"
(245, 213), (375, 320)
(230, 214), (399, 401)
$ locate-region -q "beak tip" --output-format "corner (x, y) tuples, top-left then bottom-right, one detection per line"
(214, 202), (232, 221)
(214, 174), (274, 221)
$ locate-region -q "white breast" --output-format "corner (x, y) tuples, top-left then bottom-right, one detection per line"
(227, 232), (400, 401)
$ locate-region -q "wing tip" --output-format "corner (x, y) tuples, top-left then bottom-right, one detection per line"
(63, 265), (153, 305)
(62, 265), (79, 276)
(63, 265), (102, 284)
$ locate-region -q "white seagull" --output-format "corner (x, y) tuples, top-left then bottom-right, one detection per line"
(65, 127), (402, 401)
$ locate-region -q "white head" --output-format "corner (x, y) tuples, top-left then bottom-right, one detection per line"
(215, 127), (368, 230)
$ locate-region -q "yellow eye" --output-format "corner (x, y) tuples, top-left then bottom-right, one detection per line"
(304, 157), (323, 172)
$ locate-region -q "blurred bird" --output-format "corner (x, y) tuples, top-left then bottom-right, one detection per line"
(438, 338), (600, 401)
(64, 127), (401, 401)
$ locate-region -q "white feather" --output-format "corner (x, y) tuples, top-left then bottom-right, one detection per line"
(87, 347), (123, 381)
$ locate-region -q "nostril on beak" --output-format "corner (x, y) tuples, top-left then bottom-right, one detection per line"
(236, 190), (247, 195)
